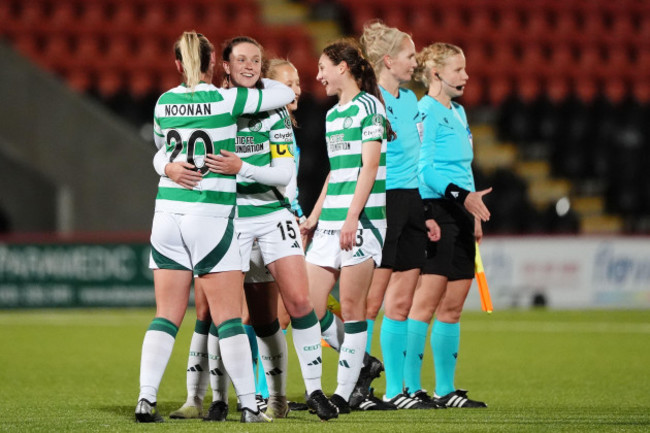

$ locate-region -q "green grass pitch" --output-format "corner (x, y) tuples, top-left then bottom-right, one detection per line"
(1, 309), (649, 432)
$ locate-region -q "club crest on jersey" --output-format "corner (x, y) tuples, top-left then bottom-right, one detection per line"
(284, 117), (292, 129)
(372, 114), (384, 125)
(343, 116), (353, 128)
(248, 118), (263, 132)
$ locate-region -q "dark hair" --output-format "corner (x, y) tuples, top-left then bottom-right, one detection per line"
(173, 31), (213, 89)
(221, 36), (265, 89)
(322, 39), (396, 140)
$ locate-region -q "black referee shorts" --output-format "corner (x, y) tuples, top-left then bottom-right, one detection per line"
(421, 198), (475, 281)
(379, 189), (427, 271)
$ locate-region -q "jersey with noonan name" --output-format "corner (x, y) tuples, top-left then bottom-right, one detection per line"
(235, 107), (294, 218)
(153, 82), (268, 218)
(320, 91), (387, 230)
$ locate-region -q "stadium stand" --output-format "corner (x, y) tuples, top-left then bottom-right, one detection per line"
(1, 0), (648, 233)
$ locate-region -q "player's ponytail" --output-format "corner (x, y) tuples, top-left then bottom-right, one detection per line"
(174, 31), (214, 90)
(322, 39), (396, 140)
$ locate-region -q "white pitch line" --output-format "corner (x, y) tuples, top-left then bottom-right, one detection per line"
(462, 320), (650, 334)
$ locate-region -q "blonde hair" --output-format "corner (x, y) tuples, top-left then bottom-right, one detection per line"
(174, 31), (214, 90)
(359, 20), (411, 75)
(414, 43), (464, 87)
(265, 58), (299, 126)
(266, 58), (296, 79)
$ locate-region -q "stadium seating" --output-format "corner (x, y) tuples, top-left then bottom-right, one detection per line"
(2, 0), (648, 232)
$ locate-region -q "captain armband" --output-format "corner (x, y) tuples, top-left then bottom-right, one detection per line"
(445, 183), (470, 203)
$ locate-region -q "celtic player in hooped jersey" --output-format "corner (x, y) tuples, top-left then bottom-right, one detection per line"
(158, 39), (337, 422)
(319, 97), (387, 231)
(136, 32), (294, 424)
(303, 40), (390, 412)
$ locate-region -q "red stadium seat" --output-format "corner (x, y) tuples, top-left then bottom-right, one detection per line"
(97, 70), (124, 99)
(606, 13), (637, 47)
(111, 3), (139, 35)
(551, 12), (579, 45)
(516, 76), (542, 103)
(103, 36), (134, 72)
(436, 9), (466, 44)
(78, 2), (110, 36)
(16, 1), (45, 35)
(350, 6), (376, 35)
(548, 45), (576, 80)
(604, 45), (633, 80)
(140, 4), (168, 34)
(465, 10), (495, 42)
(132, 38), (166, 73)
(458, 79), (484, 108)
(461, 43), (487, 82)
(493, 9), (523, 44)
(545, 76), (570, 104)
(410, 12), (436, 46)
(0, 2), (14, 37)
(44, 2), (77, 36)
(65, 70), (92, 94)
(580, 12), (606, 45)
(604, 77), (627, 105)
(487, 76), (513, 107)
(518, 44), (548, 80)
(381, 5), (408, 31)
(521, 12), (551, 44)
(12, 34), (42, 65)
(160, 71), (182, 93)
(576, 46), (604, 80)
(632, 80), (650, 104)
(129, 70), (156, 99)
(72, 36), (104, 71)
(41, 35), (73, 71)
(574, 76), (598, 104)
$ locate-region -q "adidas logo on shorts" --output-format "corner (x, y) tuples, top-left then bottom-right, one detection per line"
(291, 241), (300, 248)
(353, 249), (365, 258)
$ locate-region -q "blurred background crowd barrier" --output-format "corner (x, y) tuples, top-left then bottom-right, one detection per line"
(1, 0), (649, 309)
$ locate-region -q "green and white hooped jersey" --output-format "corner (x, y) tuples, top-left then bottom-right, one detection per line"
(235, 107), (294, 218)
(320, 91), (387, 230)
(153, 83), (266, 217)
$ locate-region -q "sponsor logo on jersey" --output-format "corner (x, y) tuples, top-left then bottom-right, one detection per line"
(236, 136), (255, 145)
(236, 142), (264, 154)
(271, 131), (293, 142)
(326, 133), (350, 152)
(363, 125), (384, 138)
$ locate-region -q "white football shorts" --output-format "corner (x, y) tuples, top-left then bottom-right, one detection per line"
(149, 211), (241, 275)
(244, 240), (274, 284)
(236, 208), (304, 273)
(305, 225), (385, 269)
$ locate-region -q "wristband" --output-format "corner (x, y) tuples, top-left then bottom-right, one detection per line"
(445, 183), (470, 203)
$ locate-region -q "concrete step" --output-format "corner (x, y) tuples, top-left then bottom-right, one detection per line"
(580, 215), (624, 234)
(571, 196), (605, 217)
(515, 160), (551, 182)
(528, 178), (572, 209)
(474, 143), (517, 171)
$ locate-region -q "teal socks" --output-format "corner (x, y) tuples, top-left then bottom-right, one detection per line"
(380, 316), (408, 399)
(244, 324), (269, 398)
(365, 318), (375, 354)
(431, 319), (460, 397)
(404, 318), (429, 393)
